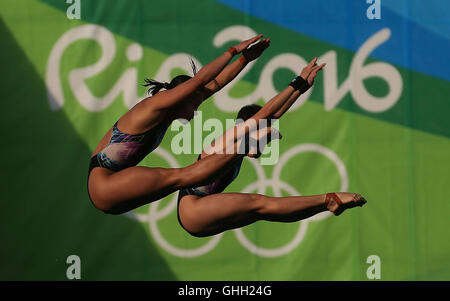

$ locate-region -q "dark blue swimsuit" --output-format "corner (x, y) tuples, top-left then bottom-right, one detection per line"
(177, 155), (244, 231)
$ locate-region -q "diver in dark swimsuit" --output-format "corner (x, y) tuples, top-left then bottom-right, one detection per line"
(176, 66), (367, 237)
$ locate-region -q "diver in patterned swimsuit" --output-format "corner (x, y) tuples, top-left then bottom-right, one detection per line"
(88, 35), (272, 214)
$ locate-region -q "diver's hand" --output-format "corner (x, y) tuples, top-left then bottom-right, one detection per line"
(300, 57), (326, 85)
(242, 38), (271, 61)
(233, 34), (264, 53)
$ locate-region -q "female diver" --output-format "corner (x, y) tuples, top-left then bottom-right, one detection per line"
(88, 34), (271, 214)
(177, 58), (367, 237)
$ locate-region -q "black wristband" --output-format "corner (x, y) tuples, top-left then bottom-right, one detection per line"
(289, 76), (310, 93)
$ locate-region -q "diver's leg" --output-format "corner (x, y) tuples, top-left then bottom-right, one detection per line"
(88, 153), (244, 214)
(178, 192), (366, 237)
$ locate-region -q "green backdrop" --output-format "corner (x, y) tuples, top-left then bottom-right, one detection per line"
(1, 0), (449, 280)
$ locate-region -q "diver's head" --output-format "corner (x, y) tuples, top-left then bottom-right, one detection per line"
(144, 74), (203, 121)
(236, 104), (263, 123)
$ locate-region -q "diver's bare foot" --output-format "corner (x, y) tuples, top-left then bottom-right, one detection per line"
(325, 192), (367, 216)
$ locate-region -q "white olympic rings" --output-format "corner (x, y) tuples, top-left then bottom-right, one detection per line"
(125, 144), (348, 258)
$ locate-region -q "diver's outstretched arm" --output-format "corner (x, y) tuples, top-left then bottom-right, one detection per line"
(272, 58), (326, 118)
(253, 57), (326, 121)
(202, 38), (271, 99)
(147, 34), (264, 112)
(118, 35), (265, 133)
(201, 58), (325, 153)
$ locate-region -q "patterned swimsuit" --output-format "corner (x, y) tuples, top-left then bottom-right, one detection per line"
(89, 121), (168, 174)
(87, 120), (169, 205)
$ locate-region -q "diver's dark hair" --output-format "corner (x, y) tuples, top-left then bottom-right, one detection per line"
(143, 75), (191, 96)
(236, 104), (263, 155)
(143, 57), (198, 96)
(236, 104), (263, 122)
